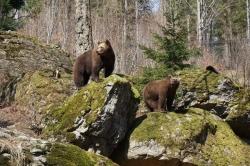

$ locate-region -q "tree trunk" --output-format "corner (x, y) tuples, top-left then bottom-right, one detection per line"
(121, 0), (128, 73)
(134, 0), (139, 69)
(247, 0), (250, 39)
(46, 0), (59, 44)
(197, 0), (202, 47)
(75, 0), (93, 56)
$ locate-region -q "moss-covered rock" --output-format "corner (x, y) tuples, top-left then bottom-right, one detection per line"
(43, 74), (140, 157)
(226, 89), (250, 138)
(47, 143), (118, 166)
(175, 67), (239, 117)
(15, 69), (74, 114)
(0, 128), (117, 166)
(0, 31), (73, 107)
(116, 108), (250, 166)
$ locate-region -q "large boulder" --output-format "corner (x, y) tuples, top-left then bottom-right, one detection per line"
(43, 74), (140, 157)
(0, 31), (73, 107)
(0, 128), (117, 166)
(175, 68), (239, 118)
(14, 70), (74, 124)
(174, 68), (250, 139)
(115, 108), (250, 166)
(225, 89), (250, 139)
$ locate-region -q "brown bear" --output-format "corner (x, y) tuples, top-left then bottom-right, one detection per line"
(73, 40), (115, 88)
(143, 76), (180, 112)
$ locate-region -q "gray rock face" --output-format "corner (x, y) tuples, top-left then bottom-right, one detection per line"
(81, 83), (138, 156)
(0, 31), (73, 107)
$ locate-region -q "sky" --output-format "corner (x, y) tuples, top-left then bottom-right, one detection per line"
(151, 0), (160, 12)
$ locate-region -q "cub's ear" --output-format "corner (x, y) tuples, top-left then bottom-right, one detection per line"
(97, 41), (101, 45)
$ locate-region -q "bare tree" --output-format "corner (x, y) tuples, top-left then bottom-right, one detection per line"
(75, 0), (93, 56)
(60, 0), (71, 50)
(46, 0), (59, 44)
(247, 0), (250, 39)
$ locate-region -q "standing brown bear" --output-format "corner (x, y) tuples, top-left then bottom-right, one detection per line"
(73, 40), (115, 88)
(143, 76), (180, 112)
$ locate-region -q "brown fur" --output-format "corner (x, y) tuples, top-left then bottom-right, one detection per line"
(73, 40), (115, 88)
(206, 65), (219, 74)
(143, 76), (180, 112)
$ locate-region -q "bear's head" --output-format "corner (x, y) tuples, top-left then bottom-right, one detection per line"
(166, 75), (180, 90)
(96, 40), (111, 54)
(170, 77), (180, 90)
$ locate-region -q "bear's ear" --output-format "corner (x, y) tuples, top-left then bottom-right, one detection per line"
(97, 41), (101, 45)
(105, 39), (110, 45)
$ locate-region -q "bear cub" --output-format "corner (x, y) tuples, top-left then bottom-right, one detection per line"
(143, 76), (180, 112)
(73, 40), (115, 88)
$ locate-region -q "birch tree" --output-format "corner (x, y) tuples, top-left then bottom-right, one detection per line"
(75, 0), (93, 56)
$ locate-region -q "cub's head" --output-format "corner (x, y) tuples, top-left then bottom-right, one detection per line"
(96, 39), (111, 54)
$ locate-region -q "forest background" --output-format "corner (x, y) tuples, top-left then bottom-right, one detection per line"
(1, 0), (250, 86)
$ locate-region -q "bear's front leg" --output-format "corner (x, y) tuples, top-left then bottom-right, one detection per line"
(91, 67), (101, 82)
(91, 73), (99, 82)
(157, 93), (167, 112)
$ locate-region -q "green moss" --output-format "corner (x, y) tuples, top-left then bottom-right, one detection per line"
(43, 82), (106, 137)
(43, 74), (137, 139)
(198, 115), (250, 165)
(130, 108), (250, 165)
(46, 143), (117, 166)
(176, 67), (223, 98)
(131, 108), (214, 149)
(15, 70), (73, 114)
(227, 89), (250, 119)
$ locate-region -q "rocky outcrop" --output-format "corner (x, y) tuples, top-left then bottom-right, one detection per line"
(0, 31), (73, 107)
(173, 68), (250, 139)
(225, 89), (250, 139)
(0, 127), (117, 166)
(175, 68), (239, 118)
(15, 69), (74, 117)
(43, 75), (140, 157)
(115, 108), (250, 166)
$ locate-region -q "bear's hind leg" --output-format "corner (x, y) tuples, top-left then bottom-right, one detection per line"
(83, 72), (90, 85)
(74, 72), (85, 88)
(145, 99), (158, 112)
(104, 65), (114, 77)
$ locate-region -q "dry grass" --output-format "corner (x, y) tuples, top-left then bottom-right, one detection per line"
(0, 132), (26, 165)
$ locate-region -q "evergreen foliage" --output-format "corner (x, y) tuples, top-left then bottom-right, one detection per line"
(137, 0), (199, 88)
(0, 0), (41, 30)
